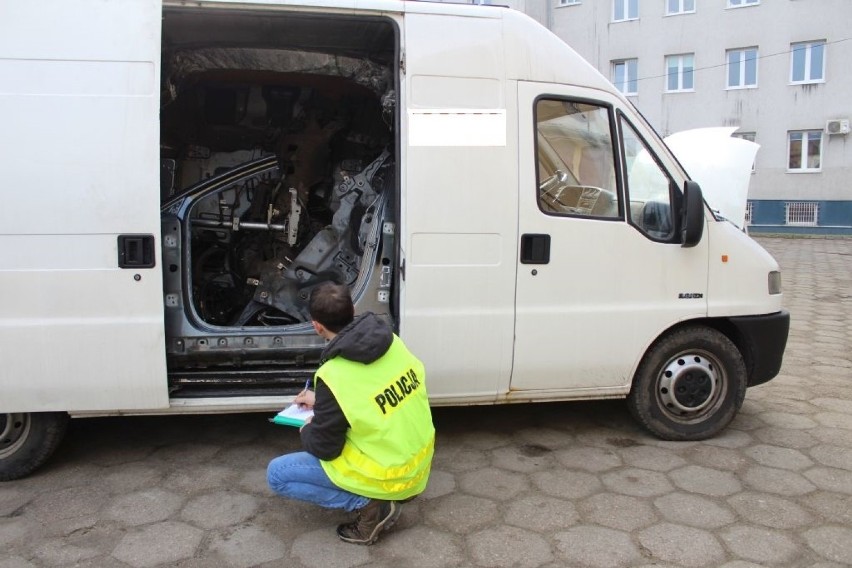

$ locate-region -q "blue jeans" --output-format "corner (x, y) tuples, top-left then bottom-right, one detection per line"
(267, 451), (370, 512)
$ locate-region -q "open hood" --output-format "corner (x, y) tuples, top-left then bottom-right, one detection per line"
(664, 127), (759, 230)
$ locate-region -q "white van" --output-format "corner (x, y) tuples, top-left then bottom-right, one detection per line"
(0, 0), (789, 480)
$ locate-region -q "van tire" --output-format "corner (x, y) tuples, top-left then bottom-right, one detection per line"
(0, 412), (69, 481)
(627, 326), (746, 441)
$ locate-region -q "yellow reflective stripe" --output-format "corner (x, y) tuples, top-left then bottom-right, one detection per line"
(336, 456), (432, 497)
(324, 437), (434, 497)
(336, 435), (434, 481)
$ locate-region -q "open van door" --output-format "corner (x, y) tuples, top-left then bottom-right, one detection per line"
(399, 9), (517, 402)
(511, 82), (709, 395)
(0, 0), (168, 412)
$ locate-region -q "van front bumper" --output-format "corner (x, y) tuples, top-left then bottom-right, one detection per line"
(731, 309), (790, 387)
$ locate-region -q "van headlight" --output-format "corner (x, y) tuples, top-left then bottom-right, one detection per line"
(768, 271), (782, 295)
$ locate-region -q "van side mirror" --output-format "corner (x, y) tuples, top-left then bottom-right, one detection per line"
(681, 180), (704, 248)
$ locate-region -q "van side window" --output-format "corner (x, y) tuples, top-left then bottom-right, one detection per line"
(535, 99), (620, 219)
(620, 117), (677, 241)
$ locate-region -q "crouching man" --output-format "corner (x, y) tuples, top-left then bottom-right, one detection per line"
(267, 282), (435, 545)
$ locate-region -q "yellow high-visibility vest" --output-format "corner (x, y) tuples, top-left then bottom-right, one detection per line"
(318, 335), (434, 500)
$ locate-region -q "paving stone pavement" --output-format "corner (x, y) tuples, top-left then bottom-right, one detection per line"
(2, 236), (851, 568)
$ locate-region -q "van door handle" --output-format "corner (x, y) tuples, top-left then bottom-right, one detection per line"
(118, 234), (156, 268)
(520, 233), (550, 264)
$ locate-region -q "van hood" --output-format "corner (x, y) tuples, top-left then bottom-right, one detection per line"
(664, 127), (759, 230)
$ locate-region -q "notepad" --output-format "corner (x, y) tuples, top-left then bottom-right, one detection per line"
(272, 404), (314, 427)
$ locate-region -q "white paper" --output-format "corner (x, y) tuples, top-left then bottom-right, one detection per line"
(276, 404), (314, 422)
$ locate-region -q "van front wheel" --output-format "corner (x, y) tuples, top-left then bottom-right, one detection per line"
(627, 327), (746, 441)
(0, 412), (69, 481)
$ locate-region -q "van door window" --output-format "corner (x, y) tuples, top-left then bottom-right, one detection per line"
(535, 99), (620, 219)
(620, 117), (678, 241)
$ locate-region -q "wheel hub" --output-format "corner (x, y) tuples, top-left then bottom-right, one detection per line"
(0, 413), (29, 458)
(659, 355), (718, 414)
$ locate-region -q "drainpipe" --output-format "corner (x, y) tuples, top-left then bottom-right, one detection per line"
(546, 0), (553, 31)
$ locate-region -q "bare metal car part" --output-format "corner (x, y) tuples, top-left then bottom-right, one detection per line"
(235, 150), (392, 323)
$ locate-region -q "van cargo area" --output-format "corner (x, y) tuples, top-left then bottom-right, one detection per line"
(159, 7), (399, 397)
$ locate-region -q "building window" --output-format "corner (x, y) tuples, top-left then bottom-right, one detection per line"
(785, 202), (819, 226)
(558, 0), (581, 5)
(612, 59), (638, 95)
(788, 131), (822, 172)
(790, 41), (825, 84)
(744, 201), (753, 225)
(727, 48), (758, 89)
(613, 0), (639, 22)
(733, 131), (757, 171)
(727, 0), (759, 7)
(666, 0), (694, 15)
(665, 54), (694, 92)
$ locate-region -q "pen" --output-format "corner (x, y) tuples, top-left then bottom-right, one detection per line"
(296, 378), (313, 411)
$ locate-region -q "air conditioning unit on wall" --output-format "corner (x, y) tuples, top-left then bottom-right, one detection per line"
(825, 119), (850, 135)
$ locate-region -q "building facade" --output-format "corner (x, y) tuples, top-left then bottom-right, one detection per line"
(442, 0), (852, 234)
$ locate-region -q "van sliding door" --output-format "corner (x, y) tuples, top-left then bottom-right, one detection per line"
(0, 0), (168, 412)
(399, 11), (516, 402)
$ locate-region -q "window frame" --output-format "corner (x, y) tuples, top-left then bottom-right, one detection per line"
(727, 0), (759, 8)
(790, 40), (826, 85)
(733, 131), (756, 143)
(665, 53), (695, 93)
(787, 130), (823, 173)
(732, 131), (757, 172)
(616, 110), (682, 243)
(613, 0), (639, 22)
(532, 96), (624, 221)
(726, 47), (758, 89)
(665, 0), (695, 16)
(612, 58), (638, 96)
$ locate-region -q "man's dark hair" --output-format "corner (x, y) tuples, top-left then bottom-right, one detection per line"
(309, 282), (354, 333)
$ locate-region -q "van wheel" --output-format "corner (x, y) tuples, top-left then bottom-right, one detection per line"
(627, 326), (746, 441)
(0, 412), (69, 481)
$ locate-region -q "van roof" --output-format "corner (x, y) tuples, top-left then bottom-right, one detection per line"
(180, 0), (501, 17)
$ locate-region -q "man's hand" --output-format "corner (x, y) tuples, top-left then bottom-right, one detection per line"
(294, 388), (315, 409)
(299, 414), (313, 432)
